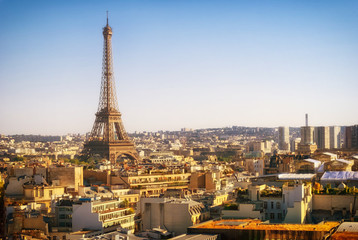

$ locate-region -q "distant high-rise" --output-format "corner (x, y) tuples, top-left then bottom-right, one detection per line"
(301, 126), (314, 145)
(329, 126), (341, 149)
(298, 114), (317, 154)
(344, 125), (358, 149)
(278, 126), (290, 151)
(290, 138), (301, 152)
(314, 126), (330, 150)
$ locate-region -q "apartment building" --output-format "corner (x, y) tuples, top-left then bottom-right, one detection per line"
(138, 198), (210, 235)
(111, 171), (191, 197)
(71, 198), (135, 233)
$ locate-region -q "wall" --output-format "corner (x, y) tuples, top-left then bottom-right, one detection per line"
(14, 168), (34, 177)
(222, 204), (262, 220)
(84, 170), (109, 185)
(188, 227), (328, 240)
(140, 198), (198, 235)
(189, 172), (205, 190)
(284, 201), (304, 223)
(5, 176), (30, 195)
(110, 176), (127, 186)
(141, 199), (163, 231)
(262, 198), (283, 222)
(282, 184), (312, 224)
(283, 184), (304, 208)
(204, 172), (216, 191)
(72, 202), (102, 231)
(23, 215), (48, 234)
(313, 195), (357, 212)
(49, 167), (83, 191)
(164, 203), (191, 235)
(24, 186), (65, 201)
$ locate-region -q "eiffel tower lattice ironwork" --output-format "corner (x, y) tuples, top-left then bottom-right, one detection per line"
(84, 17), (139, 164)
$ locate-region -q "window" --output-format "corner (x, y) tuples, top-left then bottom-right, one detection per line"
(265, 213), (269, 220)
(276, 202), (281, 209)
(270, 213), (275, 219)
(264, 202), (267, 209)
(271, 202), (274, 209)
(278, 213), (282, 220)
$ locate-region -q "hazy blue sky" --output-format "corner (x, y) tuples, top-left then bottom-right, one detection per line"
(0, 0), (358, 135)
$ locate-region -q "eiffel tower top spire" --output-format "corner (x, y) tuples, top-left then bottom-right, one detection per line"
(97, 12), (119, 114)
(106, 11), (109, 26)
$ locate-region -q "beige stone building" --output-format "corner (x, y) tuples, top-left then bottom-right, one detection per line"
(138, 198), (210, 235)
(48, 166), (83, 192)
(111, 172), (191, 197)
(189, 171), (220, 191)
(72, 198), (135, 233)
(23, 184), (65, 204)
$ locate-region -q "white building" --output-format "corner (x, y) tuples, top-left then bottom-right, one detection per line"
(72, 198), (135, 233)
(138, 198), (209, 236)
(228, 182), (312, 224)
(282, 182), (312, 224)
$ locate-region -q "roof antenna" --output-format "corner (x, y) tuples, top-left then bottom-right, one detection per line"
(106, 11), (109, 25)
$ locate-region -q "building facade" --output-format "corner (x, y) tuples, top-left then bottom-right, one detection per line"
(278, 126), (290, 151)
(314, 126), (330, 150)
(138, 198), (210, 235)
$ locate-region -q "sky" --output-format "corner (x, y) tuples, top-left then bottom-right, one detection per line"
(0, 0), (358, 135)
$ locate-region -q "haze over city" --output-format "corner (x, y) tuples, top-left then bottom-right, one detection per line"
(1, 0), (358, 135)
(2, 1), (358, 239)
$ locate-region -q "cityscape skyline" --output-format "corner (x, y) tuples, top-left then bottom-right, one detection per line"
(1, 0), (358, 135)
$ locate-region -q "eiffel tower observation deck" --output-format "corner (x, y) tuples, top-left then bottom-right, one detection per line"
(83, 16), (139, 164)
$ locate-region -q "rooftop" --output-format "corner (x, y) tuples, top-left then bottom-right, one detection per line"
(171, 234), (218, 240)
(321, 171), (358, 181)
(337, 222), (358, 232)
(193, 219), (339, 232)
(278, 173), (316, 180)
(331, 232), (358, 240)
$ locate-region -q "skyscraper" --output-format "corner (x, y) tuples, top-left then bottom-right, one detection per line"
(329, 126), (341, 149)
(344, 125), (358, 149)
(300, 126), (314, 145)
(298, 121), (317, 154)
(278, 126), (290, 151)
(314, 126), (330, 150)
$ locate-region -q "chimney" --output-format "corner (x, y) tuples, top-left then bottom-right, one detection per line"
(305, 114), (308, 127)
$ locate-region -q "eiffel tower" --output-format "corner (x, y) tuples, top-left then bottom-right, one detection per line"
(83, 16), (139, 164)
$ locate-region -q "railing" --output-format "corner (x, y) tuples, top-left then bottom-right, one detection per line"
(131, 182), (188, 189)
